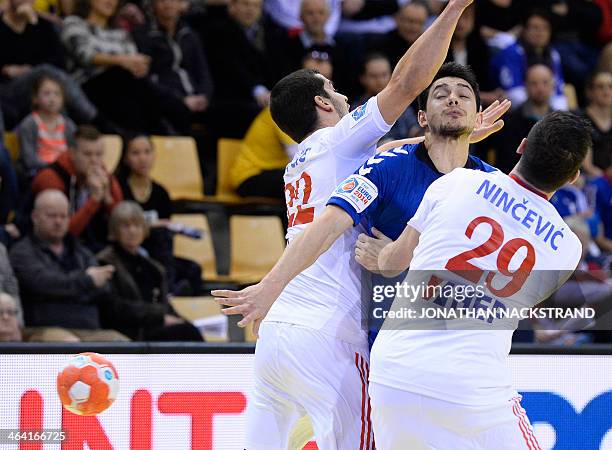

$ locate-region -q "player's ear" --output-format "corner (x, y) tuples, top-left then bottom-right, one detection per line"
(417, 110), (428, 128)
(569, 170), (581, 185)
(516, 138), (528, 155)
(314, 95), (334, 112)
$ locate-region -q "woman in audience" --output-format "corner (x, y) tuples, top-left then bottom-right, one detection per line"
(578, 70), (612, 172)
(97, 201), (203, 341)
(61, 0), (185, 134)
(0, 292), (22, 342)
(115, 134), (201, 295)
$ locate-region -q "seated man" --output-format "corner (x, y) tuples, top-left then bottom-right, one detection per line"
(9, 189), (127, 342)
(32, 125), (123, 252)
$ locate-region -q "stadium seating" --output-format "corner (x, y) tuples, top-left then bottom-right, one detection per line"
(102, 134), (122, 172)
(216, 138), (243, 199)
(229, 215), (286, 282)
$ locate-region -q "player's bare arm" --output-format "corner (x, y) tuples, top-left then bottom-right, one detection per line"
(376, 98), (512, 153)
(378, 224), (421, 278)
(213, 206), (354, 334)
(376, 0), (474, 125)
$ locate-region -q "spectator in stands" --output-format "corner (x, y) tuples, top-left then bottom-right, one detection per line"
(445, 3), (503, 107)
(0, 292), (21, 341)
(10, 189), (128, 341)
(476, 0), (521, 50)
(0, 243), (22, 326)
(530, 0), (603, 102)
(492, 64), (556, 173)
(0, 143), (19, 246)
(132, 0), (214, 134)
(230, 107), (296, 200)
(490, 10), (568, 111)
(202, 0), (281, 137)
(32, 125), (122, 252)
(0, 0), (98, 129)
(115, 134), (201, 295)
(591, 164), (612, 253)
(301, 47), (333, 80)
(97, 201), (203, 341)
(264, 0), (340, 37)
(351, 53), (420, 141)
(61, 0), (186, 134)
(283, 0), (336, 75)
(577, 71), (612, 172)
(370, 1), (428, 68)
(16, 74), (76, 179)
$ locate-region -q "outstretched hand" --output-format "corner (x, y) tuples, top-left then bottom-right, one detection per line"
(212, 282), (282, 338)
(469, 99), (511, 143)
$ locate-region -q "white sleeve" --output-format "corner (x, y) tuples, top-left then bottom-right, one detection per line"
(408, 171), (459, 233)
(326, 95), (393, 162)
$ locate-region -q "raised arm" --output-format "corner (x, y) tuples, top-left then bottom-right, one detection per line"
(378, 224), (421, 278)
(377, 0), (474, 125)
(213, 206), (354, 333)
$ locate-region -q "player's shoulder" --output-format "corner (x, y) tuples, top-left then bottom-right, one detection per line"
(357, 143), (419, 175)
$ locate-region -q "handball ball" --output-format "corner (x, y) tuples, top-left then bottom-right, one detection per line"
(57, 352), (119, 416)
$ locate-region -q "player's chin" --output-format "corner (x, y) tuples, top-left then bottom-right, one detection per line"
(439, 123), (470, 138)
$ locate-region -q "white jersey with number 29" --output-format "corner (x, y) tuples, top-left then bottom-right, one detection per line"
(371, 168), (583, 406)
(264, 95), (392, 345)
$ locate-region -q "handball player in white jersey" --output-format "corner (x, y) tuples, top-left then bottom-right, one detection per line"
(374, 111), (592, 449)
(212, 1), (483, 448)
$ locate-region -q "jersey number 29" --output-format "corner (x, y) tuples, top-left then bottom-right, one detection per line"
(445, 216), (536, 298)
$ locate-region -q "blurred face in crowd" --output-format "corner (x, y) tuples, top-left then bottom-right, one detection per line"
(454, 4), (475, 41)
(125, 136), (155, 178)
(228, 0), (263, 28)
(419, 76), (478, 138)
(523, 15), (551, 50)
(71, 137), (105, 179)
(525, 64), (554, 107)
(117, 220), (146, 254)
(8, 0), (34, 14)
(300, 0), (330, 37)
(587, 72), (612, 108)
(0, 294), (20, 342)
(34, 79), (64, 115)
(153, 0), (182, 24)
(32, 190), (70, 244)
(395, 3), (428, 45)
(303, 53), (333, 80)
(361, 57), (391, 96)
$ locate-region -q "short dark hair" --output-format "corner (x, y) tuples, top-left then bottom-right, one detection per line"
(517, 111), (592, 192)
(522, 8), (552, 28)
(74, 124), (101, 142)
(31, 73), (65, 104)
(270, 69), (330, 142)
(417, 62), (481, 111)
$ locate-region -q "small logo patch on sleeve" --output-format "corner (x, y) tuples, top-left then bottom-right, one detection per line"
(350, 102), (368, 128)
(333, 174), (378, 212)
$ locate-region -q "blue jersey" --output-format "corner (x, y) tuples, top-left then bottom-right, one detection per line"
(327, 142), (497, 345)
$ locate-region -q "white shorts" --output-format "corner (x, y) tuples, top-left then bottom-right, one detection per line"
(370, 382), (542, 450)
(245, 321), (373, 450)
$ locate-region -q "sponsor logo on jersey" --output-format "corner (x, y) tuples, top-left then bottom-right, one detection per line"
(350, 103), (368, 127)
(333, 174), (378, 213)
(339, 177), (357, 193)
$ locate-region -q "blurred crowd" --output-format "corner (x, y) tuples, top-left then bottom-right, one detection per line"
(0, 0), (610, 344)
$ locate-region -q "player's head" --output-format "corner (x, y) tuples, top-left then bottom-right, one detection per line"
(270, 68), (349, 142)
(515, 111), (592, 192)
(416, 62), (481, 138)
